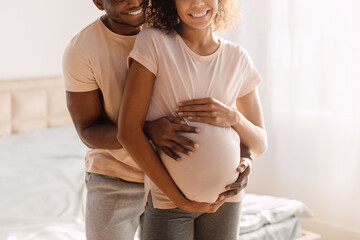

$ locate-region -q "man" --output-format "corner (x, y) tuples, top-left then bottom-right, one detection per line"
(62, 0), (253, 239)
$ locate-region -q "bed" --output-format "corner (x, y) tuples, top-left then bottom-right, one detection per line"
(0, 77), (319, 240)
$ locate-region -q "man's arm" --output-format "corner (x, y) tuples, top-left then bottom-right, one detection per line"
(66, 89), (122, 149)
(67, 89), (201, 154)
(240, 143), (252, 159)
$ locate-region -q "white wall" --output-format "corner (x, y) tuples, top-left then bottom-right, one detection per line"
(232, 1), (360, 240)
(0, 0), (101, 80)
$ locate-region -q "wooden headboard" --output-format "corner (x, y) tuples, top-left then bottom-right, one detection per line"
(0, 77), (72, 136)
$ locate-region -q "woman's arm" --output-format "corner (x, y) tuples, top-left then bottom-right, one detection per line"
(233, 88), (267, 157)
(175, 88), (267, 157)
(118, 60), (224, 213)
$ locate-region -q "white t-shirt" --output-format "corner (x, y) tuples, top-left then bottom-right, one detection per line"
(62, 18), (144, 182)
(129, 27), (262, 208)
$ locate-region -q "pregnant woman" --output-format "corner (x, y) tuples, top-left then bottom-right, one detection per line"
(118, 0), (267, 239)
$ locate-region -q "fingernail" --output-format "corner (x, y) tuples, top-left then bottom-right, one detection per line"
(194, 144), (199, 149)
(188, 117), (192, 119)
(188, 151), (193, 156)
(175, 108), (179, 111)
(178, 102), (183, 106)
(180, 121), (186, 125)
(195, 128), (200, 133)
(219, 195), (225, 201)
(178, 112), (183, 115)
(240, 165), (245, 172)
(226, 186), (230, 190)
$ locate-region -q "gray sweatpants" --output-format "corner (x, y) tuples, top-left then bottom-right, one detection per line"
(144, 193), (242, 240)
(85, 172), (145, 240)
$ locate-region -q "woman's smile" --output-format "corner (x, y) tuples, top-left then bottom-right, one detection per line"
(189, 9), (210, 18)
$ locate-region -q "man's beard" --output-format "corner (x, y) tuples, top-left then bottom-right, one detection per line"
(111, 15), (145, 28)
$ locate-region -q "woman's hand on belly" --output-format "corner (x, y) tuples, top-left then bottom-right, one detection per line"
(144, 116), (200, 161)
(175, 97), (240, 127)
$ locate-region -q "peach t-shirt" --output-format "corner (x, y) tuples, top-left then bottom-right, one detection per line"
(129, 27), (262, 208)
(62, 18), (144, 183)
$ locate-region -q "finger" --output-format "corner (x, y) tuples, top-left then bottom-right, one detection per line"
(166, 116), (184, 124)
(178, 97), (214, 106)
(237, 158), (250, 173)
(225, 180), (241, 191)
(173, 124), (200, 133)
(225, 182), (248, 193)
(225, 167), (251, 190)
(170, 134), (199, 149)
(226, 175), (248, 191)
(161, 147), (181, 161)
(168, 141), (193, 156)
(218, 189), (239, 200)
(177, 111), (216, 118)
(187, 116), (215, 125)
(176, 104), (214, 113)
(237, 158), (253, 175)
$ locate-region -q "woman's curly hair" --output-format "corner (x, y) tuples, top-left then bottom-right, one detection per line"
(145, 0), (241, 34)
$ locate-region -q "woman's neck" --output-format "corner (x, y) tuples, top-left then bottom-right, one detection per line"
(178, 24), (219, 56)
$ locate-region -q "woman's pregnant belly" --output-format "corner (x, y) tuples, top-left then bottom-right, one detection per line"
(160, 121), (240, 203)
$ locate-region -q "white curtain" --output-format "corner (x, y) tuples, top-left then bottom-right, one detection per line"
(268, 0), (360, 127)
(228, 0), (360, 236)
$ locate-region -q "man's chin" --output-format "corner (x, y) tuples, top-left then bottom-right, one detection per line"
(113, 17), (145, 29)
(127, 21), (145, 28)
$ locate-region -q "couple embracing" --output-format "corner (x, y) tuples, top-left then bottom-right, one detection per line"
(63, 0), (267, 239)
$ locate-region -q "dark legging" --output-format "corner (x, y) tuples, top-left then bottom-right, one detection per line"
(144, 193), (242, 240)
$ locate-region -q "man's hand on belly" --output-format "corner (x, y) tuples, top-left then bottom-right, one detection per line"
(217, 157), (253, 201)
(144, 116), (200, 161)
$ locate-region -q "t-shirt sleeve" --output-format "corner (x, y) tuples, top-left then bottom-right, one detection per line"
(62, 38), (99, 92)
(237, 47), (263, 98)
(127, 28), (159, 75)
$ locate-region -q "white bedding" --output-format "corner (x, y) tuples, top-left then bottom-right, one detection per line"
(0, 126), (86, 240)
(0, 126), (313, 240)
(240, 217), (301, 240)
(240, 194), (313, 235)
